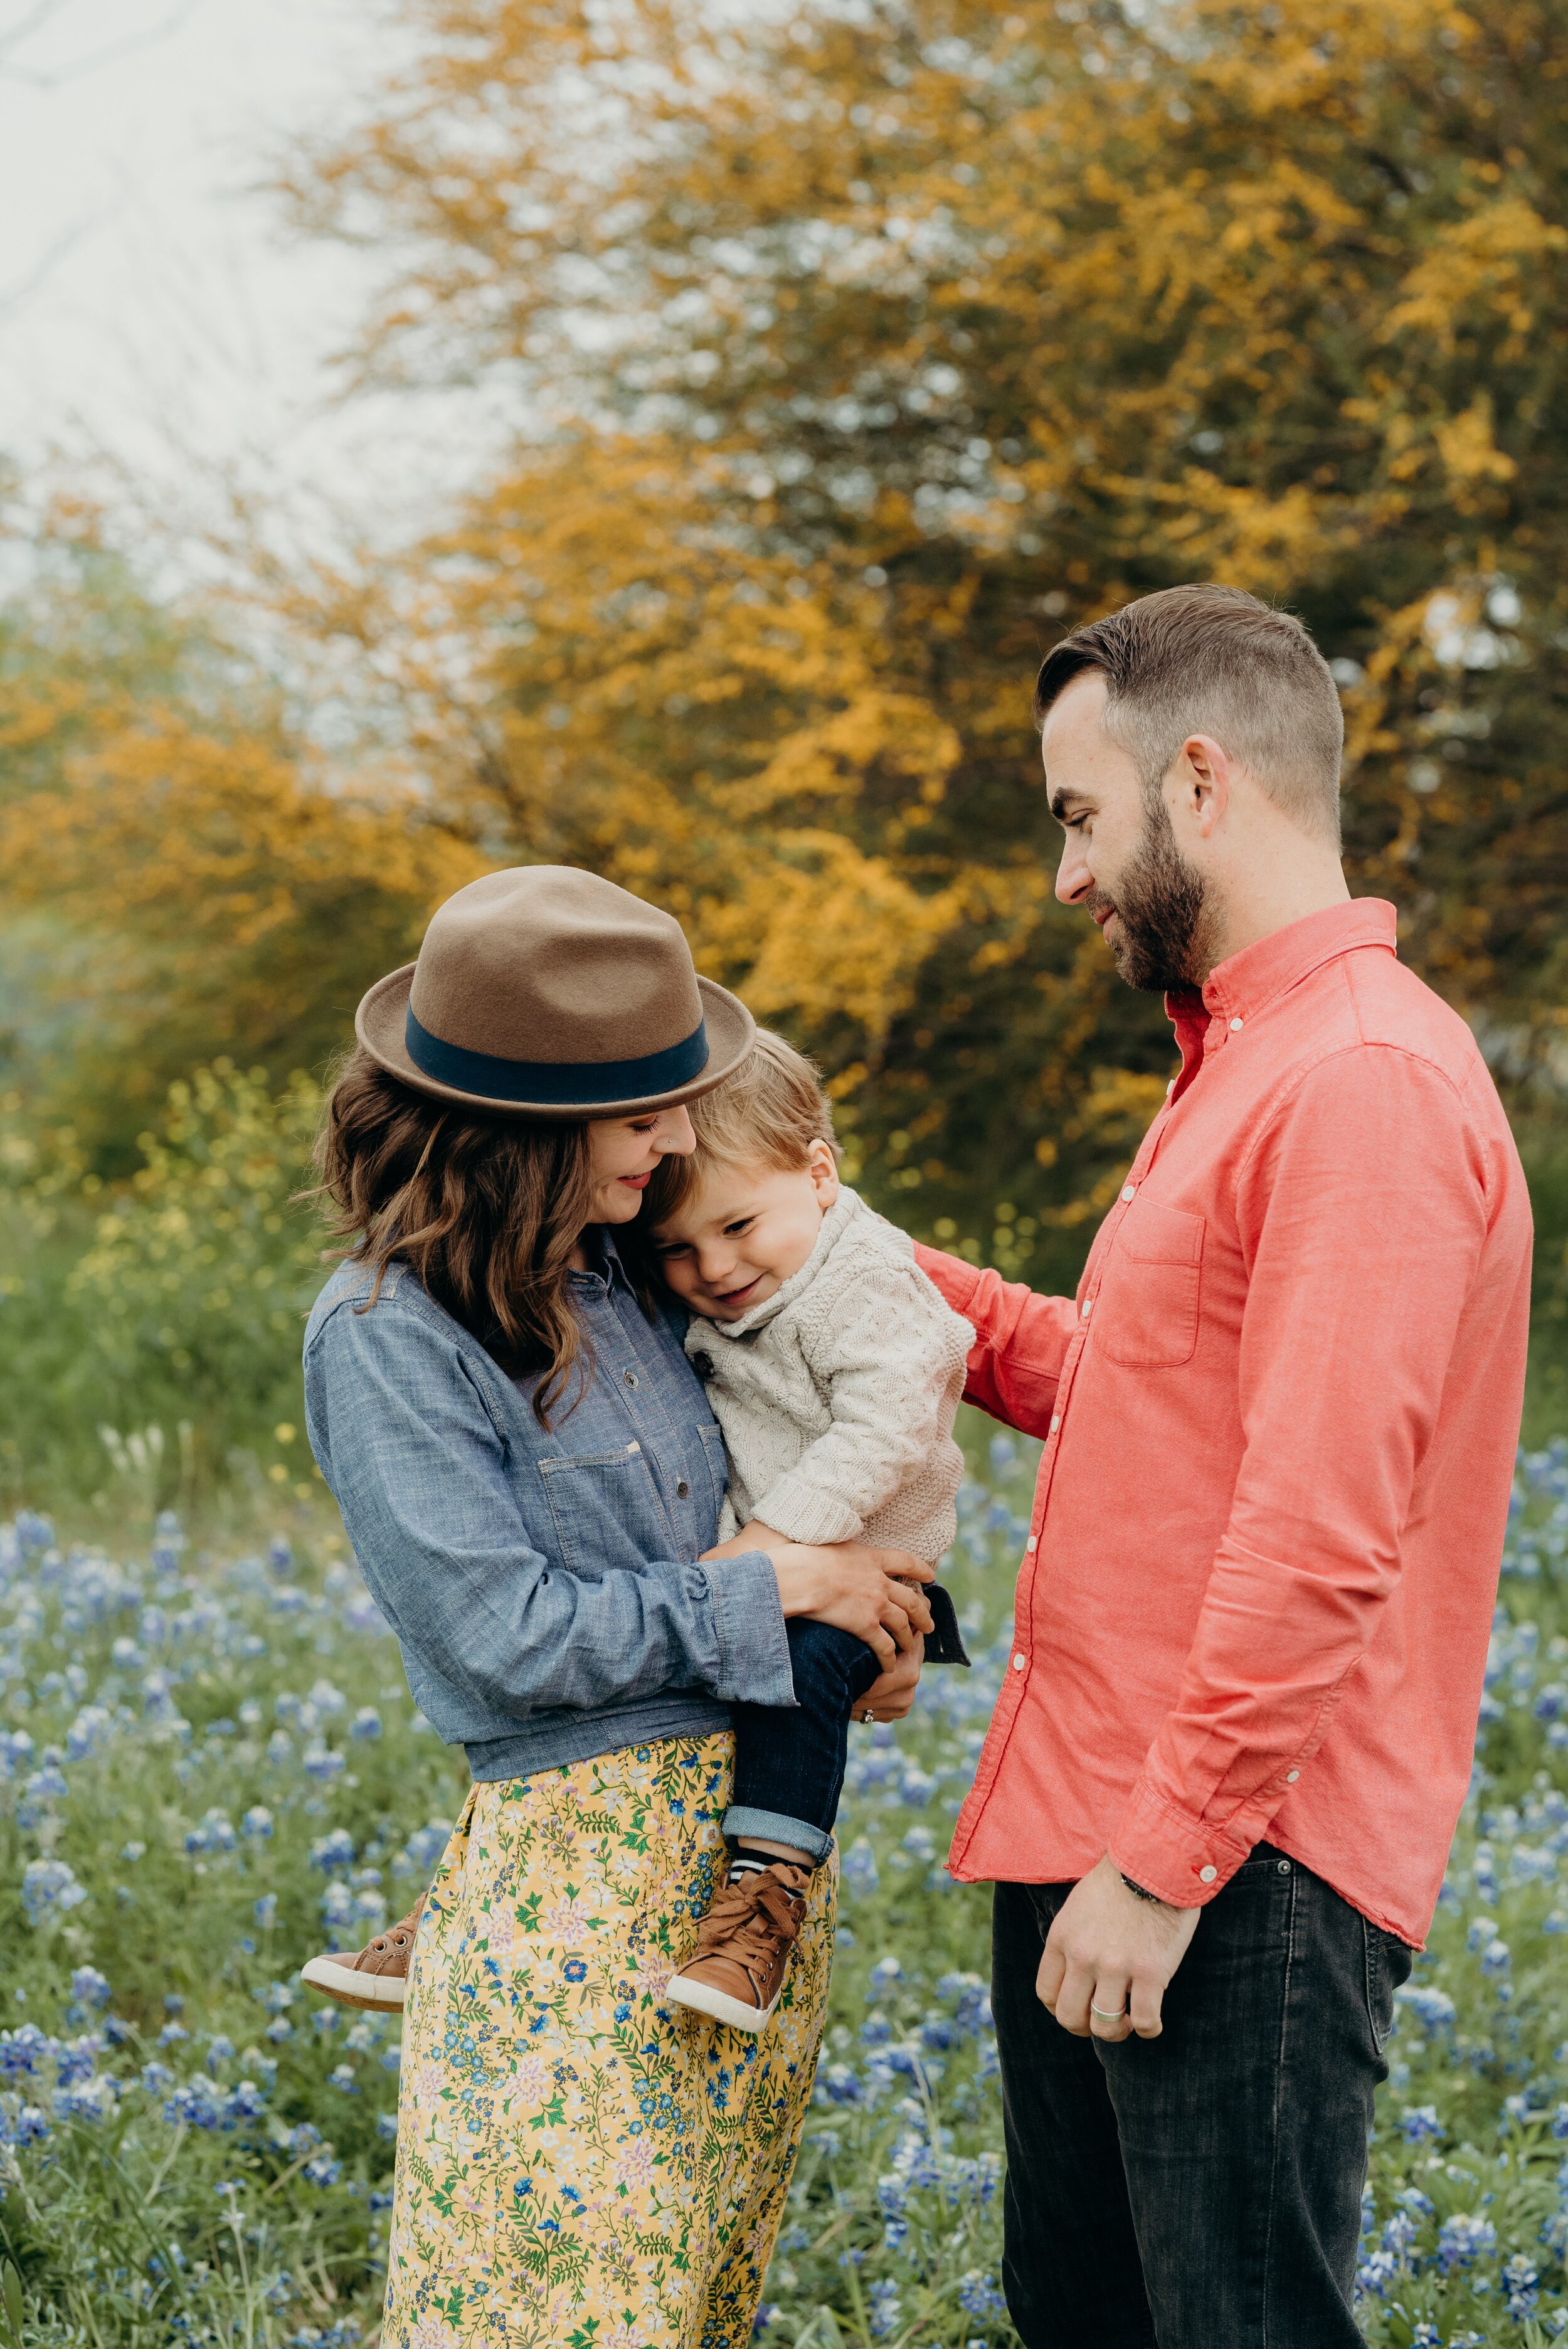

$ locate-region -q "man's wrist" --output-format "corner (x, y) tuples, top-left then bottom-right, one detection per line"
(1120, 1871), (1171, 1908)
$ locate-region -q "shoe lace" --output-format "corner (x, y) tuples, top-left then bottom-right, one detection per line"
(693, 1874), (803, 1970)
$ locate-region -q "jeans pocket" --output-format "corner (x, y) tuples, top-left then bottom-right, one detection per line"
(1363, 1916), (1414, 2052)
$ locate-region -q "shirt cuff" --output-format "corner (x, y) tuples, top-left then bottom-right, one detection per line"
(747, 1475), (864, 1548)
(701, 1549), (796, 1707)
(1108, 1776), (1254, 1909)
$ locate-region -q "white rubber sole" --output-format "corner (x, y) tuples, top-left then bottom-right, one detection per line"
(665, 1973), (780, 2034)
(300, 1954), (408, 2012)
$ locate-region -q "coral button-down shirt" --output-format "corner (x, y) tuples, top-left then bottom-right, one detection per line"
(916, 899), (1531, 1946)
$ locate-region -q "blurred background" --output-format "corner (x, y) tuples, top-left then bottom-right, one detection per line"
(3, 0), (1567, 1505)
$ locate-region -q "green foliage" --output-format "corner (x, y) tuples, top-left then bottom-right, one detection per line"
(0, 1069), (327, 1503)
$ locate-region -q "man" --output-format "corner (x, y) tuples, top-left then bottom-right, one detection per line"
(914, 584), (1532, 2348)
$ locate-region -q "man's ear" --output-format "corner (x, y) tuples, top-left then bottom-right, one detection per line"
(1175, 733), (1233, 839)
(807, 1138), (840, 1207)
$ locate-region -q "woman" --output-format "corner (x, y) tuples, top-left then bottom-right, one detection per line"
(302, 866), (930, 2349)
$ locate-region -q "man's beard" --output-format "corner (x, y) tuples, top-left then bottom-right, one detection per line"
(1087, 794), (1213, 993)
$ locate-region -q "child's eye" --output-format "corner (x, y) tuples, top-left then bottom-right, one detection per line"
(655, 1241), (690, 1259)
(723, 1218), (755, 1237)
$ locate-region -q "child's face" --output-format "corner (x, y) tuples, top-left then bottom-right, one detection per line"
(651, 1141), (839, 1320)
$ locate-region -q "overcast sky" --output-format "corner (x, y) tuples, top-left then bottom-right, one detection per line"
(0, 0), (503, 555)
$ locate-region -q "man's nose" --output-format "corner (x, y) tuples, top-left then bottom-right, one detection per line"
(1055, 835), (1093, 907)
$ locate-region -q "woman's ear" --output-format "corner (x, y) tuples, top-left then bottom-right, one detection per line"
(807, 1138), (840, 1208)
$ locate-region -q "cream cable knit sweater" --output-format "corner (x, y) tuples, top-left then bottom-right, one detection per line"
(686, 1186), (975, 1562)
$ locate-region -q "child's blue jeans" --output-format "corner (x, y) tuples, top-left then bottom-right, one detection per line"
(721, 1617), (880, 1864)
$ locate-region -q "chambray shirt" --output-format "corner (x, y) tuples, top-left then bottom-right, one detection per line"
(302, 1234), (795, 1781)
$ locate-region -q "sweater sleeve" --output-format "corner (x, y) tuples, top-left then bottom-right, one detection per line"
(744, 1261), (973, 1547)
(304, 1296), (795, 1718)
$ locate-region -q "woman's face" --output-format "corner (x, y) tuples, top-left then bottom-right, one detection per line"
(585, 1106), (696, 1226)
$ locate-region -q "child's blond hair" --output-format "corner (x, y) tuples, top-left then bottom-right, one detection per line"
(647, 1029), (837, 1227)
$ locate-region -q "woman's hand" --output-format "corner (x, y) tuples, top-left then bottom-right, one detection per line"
(770, 1540), (934, 1670)
(854, 1638), (924, 1722)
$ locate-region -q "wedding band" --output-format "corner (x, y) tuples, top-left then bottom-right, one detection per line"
(860, 1710), (876, 1724)
(1090, 2003), (1127, 2023)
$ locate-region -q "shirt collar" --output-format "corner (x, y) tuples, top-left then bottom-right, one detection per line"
(1166, 898), (1397, 1034)
(568, 1225), (636, 1300)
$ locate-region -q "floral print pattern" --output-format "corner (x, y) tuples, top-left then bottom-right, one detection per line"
(383, 1734), (835, 2349)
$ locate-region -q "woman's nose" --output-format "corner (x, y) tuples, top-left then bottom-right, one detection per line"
(657, 1106), (697, 1155)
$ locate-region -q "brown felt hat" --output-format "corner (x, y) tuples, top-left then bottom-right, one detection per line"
(356, 866), (756, 1119)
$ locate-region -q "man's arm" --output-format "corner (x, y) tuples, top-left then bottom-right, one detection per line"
(913, 1246), (1080, 1438)
(1109, 1043), (1493, 1907)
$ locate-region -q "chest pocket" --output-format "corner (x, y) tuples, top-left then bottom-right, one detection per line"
(538, 1443), (672, 1576)
(1098, 1200), (1205, 1371)
(697, 1422), (731, 1519)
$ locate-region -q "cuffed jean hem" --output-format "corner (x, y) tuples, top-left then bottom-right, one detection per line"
(723, 1805), (834, 1866)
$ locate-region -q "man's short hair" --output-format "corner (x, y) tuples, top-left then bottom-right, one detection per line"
(1032, 584), (1344, 845)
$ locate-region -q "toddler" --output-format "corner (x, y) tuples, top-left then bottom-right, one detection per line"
(650, 1031), (973, 2031)
(299, 1031), (973, 2027)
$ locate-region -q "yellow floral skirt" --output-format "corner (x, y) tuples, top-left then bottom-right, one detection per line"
(383, 1733), (836, 2349)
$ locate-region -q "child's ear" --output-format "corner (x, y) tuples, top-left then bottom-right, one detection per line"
(807, 1138), (839, 1207)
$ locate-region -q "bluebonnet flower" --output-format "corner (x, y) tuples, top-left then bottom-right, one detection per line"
(956, 2271), (1007, 2320)
(350, 1707), (382, 1741)
(867, 2279), (901, 2338)
(310, 1829), (356, 1875)
(68, 1965), (110, 2011)
(242, 1806), (274, 1839)
(21, 1858), (87, 1927)
(255, 1894), (278, 1931)
(1505, 2250), (1540, 2316)
(842, 1838), (879, 1897)
(303, 2153), (342, 2188)
(376, 2112), (398, 2140)
(1437, 2211), (1497, 2270)
(1401, 2105), (1443, 2143)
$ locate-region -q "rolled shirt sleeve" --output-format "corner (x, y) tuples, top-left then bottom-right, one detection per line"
(1109, 1045), (1495, 1906)
(306, 1296), (796, 1721)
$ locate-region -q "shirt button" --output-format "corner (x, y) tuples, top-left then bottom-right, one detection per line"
(675, 1480), (689, 1498)
(1049, 1414), (1061, 1433)
(1199, 1865), (1217, 1884)
(1081, 1297), (1093, 1318)
(623, 1369), (639, 1387)
(1286, 1769), (1300, 1783)
(1229, 1017), (1243, 1032)
(1120, 1185), (1135, 1203)
(1025, 1535), (1037, 1553)
(1012, 1653), (1027, 1673)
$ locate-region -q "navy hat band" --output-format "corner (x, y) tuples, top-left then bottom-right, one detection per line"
(405, 1005), (710, 1107)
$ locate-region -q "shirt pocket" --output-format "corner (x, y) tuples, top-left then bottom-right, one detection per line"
(1098, 1200), (1205, 1371)
(538, 1441), (674, 1576)
(697, 1422), (731, 1521)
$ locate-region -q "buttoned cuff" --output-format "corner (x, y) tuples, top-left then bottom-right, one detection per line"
(701, 1549), (797, 1707)
(746, 1475), (864, 1548)
(1108, 1777), (1254, 1909)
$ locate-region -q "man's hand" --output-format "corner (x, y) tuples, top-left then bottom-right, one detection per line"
(1037, 1854), (1200, 2041)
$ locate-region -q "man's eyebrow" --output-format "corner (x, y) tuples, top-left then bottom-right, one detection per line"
(1048, 784), (1093, 822)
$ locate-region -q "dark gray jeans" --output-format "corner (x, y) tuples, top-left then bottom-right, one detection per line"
(991, 1845), (1412, 2348)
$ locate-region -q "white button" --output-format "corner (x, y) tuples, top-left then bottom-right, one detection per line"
(1229, 1017), (1243, 1032)
(1199, 1864), (1217, 1884)
(1286, 1769), (1300, 1783)
(1081, 1297), (1093, 1318)
(1025, 1535), (1037, 1553)
(1049, 1414), (1061, 1433)
(1120, 1185), (1135, 1203)
(1166, 1079), (1175, 1095)
(1012, 1653), (1027, 1672)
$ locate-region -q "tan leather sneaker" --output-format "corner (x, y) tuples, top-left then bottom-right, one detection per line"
(666, 1863), (810, 2032)
(300, 1896), (425, 2012)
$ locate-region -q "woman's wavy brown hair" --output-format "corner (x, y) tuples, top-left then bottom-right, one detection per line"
(313, 1047), (623, 1427)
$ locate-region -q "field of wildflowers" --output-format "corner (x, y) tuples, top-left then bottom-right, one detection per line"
(0, 1424), (1560, 2349)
